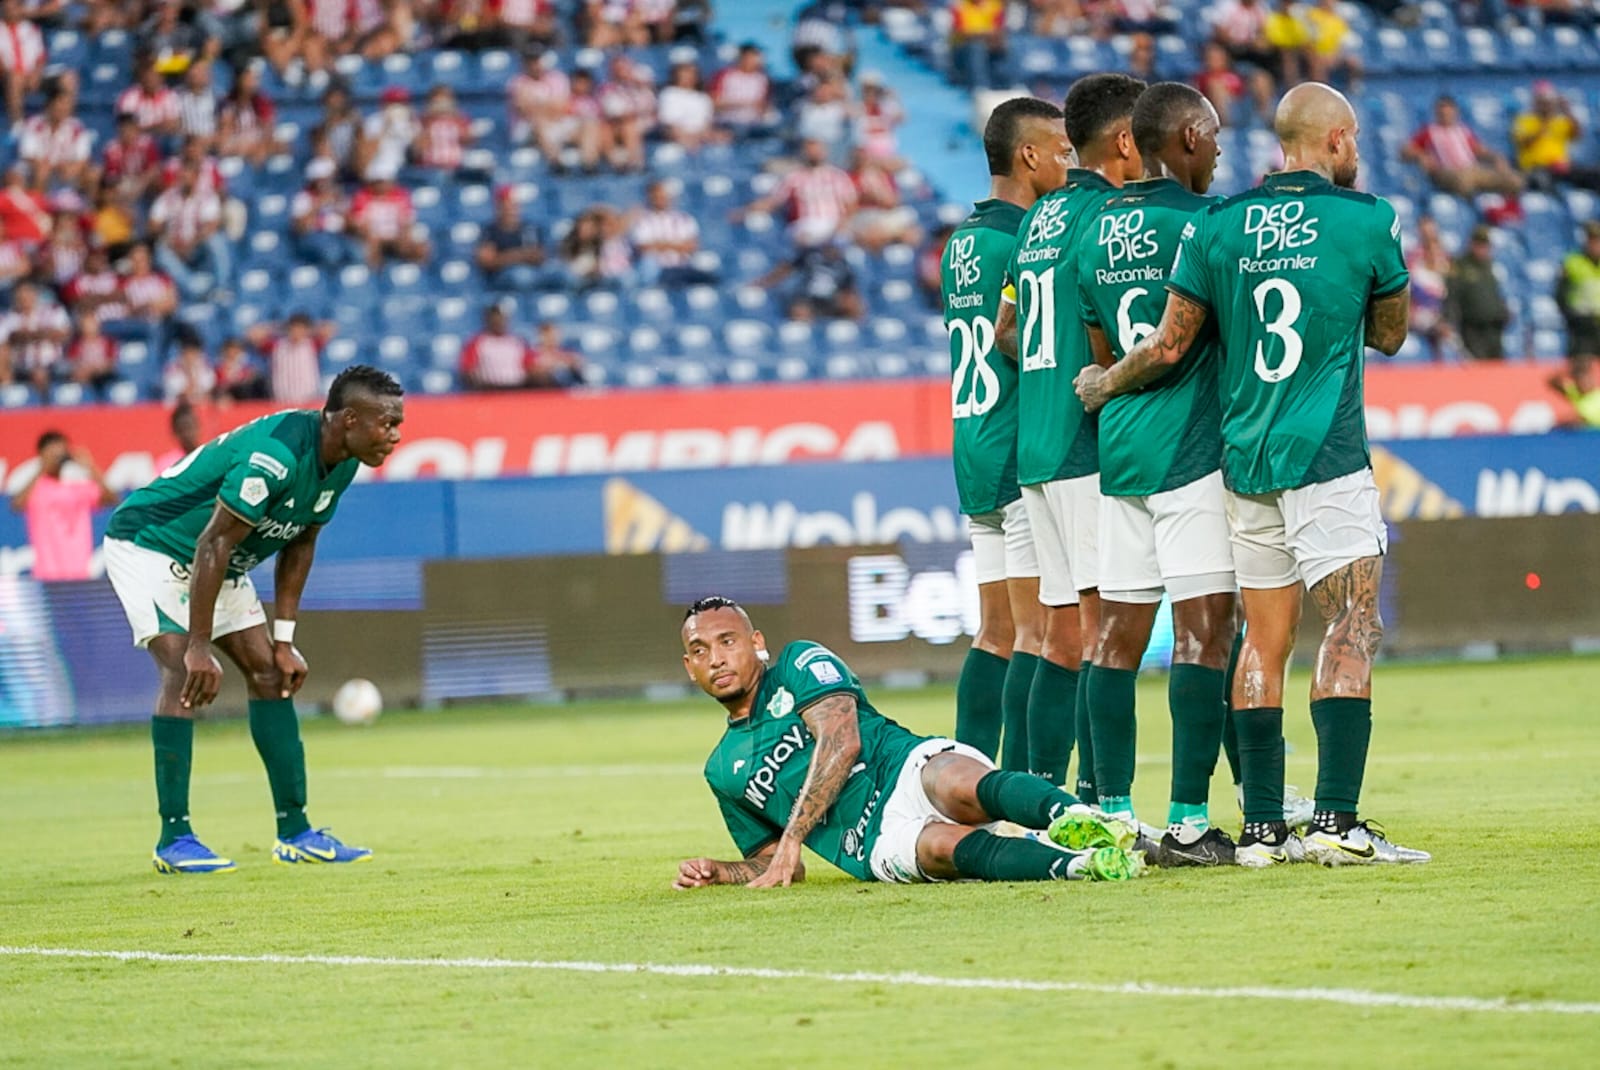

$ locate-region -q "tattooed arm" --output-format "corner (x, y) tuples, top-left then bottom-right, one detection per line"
(674, 841), (806, 889)
(745, 693), (862, 889)
(1074, 291), (1208, 413)
(995, 297), (1018, 360)
(1365, 289), (1410, 356)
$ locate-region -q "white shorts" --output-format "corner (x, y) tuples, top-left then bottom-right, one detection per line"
(1225, 468), (1388, 591)
(869, 738), (996, 884)
(1019, 475), (1100, 607)
(103, 537), (266, 649)
(1099, 470), (1237, 604)
(967, 498), (1040, 585)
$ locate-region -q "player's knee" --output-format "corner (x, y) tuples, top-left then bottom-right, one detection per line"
(245, 664), (284, 698)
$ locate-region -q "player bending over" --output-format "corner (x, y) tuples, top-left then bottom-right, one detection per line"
(104, 365), (404, 874)
(1075, 84), (1427, 866)
(674, 597), (1143, 888)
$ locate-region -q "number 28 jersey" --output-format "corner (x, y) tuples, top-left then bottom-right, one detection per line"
(1166, 170), (1409, 495)
(942, 198), (1025, 516)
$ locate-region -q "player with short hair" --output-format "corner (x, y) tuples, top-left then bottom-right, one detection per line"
(994, 73), (1145, 794)
(1074, 83), (1428, 866)
(1073, 82), (1238, 865)
(942, 96), (1070, 770)
(674, 597), (1143, 888)
(103, 365), (405, 874)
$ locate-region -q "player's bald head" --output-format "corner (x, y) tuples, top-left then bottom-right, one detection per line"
(1274, 82), (1355, 151)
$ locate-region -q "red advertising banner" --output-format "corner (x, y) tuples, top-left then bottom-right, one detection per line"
(0, 365), (1575, 492)
(0, 380), (954, 491)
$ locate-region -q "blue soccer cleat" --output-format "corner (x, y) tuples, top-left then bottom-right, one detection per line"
(152, 834), (237, 875)
(273, 827), (373, 865)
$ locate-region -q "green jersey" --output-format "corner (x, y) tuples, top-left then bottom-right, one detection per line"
(106, 410), (359, 577)
(1166, 170), (1409, 494)
(1077, 178), (1222, 497)
(703, 641), (926, 881)
(1008, 169), (1117, 486)
(943, 197), (1025, 516)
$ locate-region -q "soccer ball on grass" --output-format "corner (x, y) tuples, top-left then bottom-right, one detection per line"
(331, 678), (383, 725)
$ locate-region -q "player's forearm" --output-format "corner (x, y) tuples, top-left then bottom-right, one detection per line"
(995, 303), (1017, 358)
(186, 534), (234, 645)
(1365, 291), (1411, 356)
(1102, 294), (1206, 398)
(715, 857), (770, 884)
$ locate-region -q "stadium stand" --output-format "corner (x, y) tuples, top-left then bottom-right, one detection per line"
(0, 0), (1595, 408)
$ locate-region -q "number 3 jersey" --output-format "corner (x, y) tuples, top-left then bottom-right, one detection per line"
(1077, 177), (1222, 497)
(1166, 170), (1409, 495)
(703, 641), (926, 880)
(942, 197), (1025, 516)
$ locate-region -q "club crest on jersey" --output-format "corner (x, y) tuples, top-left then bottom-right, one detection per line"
(767, 687), (795, 719)
(315, 490), (334, 512)
(239, 477), (269, 506)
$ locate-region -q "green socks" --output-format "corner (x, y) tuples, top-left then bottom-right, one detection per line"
(1073, 661), (1097, 803)
(1236, 706), (1286, 824)
(1086, 664), (1138, 803)
(152, 716), (195, 847)
(1310, 697), (1372, 813)
(1000, 651), (1038, 772)
(975, 769), (1081, 827)
(249, 699), (311, 839)
(950, 828), (1081, 881)
(1169, 663), (1226, 806)
(1025, 658), (1078, 785)
(955, 647), (1009, 760)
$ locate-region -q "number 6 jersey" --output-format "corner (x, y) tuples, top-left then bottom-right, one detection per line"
(941, 197), (1025, 516)
(1165, 170), (1409, 495)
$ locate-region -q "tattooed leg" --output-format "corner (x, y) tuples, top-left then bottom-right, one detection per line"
(1307, 556), (1384, 701)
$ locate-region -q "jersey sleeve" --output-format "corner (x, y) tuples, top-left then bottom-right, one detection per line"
(1076, 235), (1101, 327)
(217, 440), (296, 523)
(715, 789), (780, 857)
(775, 641), (860, 714)
(1165, 209), (1213, 310)
(1370, 198), (1410, 299)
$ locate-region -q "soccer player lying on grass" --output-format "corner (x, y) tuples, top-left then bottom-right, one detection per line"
(103, 365), (404, 875)
(673, 597), (1144, 889)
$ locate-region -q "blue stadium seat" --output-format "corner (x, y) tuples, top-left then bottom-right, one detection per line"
(429, 334), (462, 369)
(323, 337), (360, 369)
(628, 326), (665, 359)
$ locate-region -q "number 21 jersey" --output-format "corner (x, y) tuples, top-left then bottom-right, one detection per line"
(1166, 170), (1409, 495)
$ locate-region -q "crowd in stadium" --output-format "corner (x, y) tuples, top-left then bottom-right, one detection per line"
(0, 0), (1597, 409)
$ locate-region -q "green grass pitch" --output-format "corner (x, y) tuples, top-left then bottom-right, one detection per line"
(4, 658), (1599, 1067)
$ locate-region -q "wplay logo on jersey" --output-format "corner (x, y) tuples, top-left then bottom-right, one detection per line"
(1244, 201), (1319, 257)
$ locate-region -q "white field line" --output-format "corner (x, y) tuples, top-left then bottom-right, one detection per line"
(2, 946), (1597, 1017)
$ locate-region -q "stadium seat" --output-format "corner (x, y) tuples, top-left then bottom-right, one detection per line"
(429, 334), (462, 369)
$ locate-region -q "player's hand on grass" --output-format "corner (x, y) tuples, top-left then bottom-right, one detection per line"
(1074, 364), (1110, 413)
(673, 858), (721, 889)
(181, 643), (224, 708)
(273, 643), (309, 698)
(745, 840), (802, 889)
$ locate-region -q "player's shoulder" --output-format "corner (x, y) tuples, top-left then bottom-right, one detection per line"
(772, 640), (852, 686)
(233, 410), (318, 472)
(958, 197), (1027, 237)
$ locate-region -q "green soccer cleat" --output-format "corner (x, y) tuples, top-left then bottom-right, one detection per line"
(1077, 845), (1145, 882)
(1047, 804), (1139, 852)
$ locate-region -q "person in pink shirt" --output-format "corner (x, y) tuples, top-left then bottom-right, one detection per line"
(10, 430), (118, 581)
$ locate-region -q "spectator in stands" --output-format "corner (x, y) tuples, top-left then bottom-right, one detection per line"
(848, 148), (923, 253)
(175, 60), (218, 148)
(117, 59), (183, 141)
(316, 83), (363, 180)
(1030, 0), (1090, 39)
(36, 203), (87, 290)
(478, 185), (547, 289)
(711, 42), (777, 139)
(1406, 215), (1457, 361)
(153, 399), (201, 472)
(1403, 95), (1524, 199)
(0, 217), (34, 292)
(490, 0), (560, 51)
(1262, 0), (1308, 89)
(65, 246), (125, 322)
(162, 330), (217, 404)
(581, 0), (650, 49)
(292, 158), (353, 267)
(356, 86), (419, 181)
(149, 159), (232, 301)
(249, 312), (333, 402)
(1512, 81), (1600, 193)
(0, 164), (51, 245)
(658, 61), (721, 153)
(854, 72), (905, 167)
(792, 0), (855, 77)
(100, 112), (163, 204)
(1208, 0), (1276, 121)
(527, 320), (585, 385)
(144, 0), (209, 78)
(414, 84), (475, 174)
(796, 72), (852, 153)
(0, 0), (47, 125)
(217, 63), (280, 167)
(0, 283), (70, 390)
(214, 335), (268, 401)
(763, 240), (865, 323)
(196, 0), (260, 72)
(949, 0), (1006, 90)
(119, 242), (179, 329)
(630, 179), (712, 286)
(90, 184), (137, 253)
(1444, 225), (1510, 361)
(1557, 219), (1600, 386)
(597, 55), (655, 173)
(66, 311), (119, 393)
(1114, 0), (1179, 34)
(741, 138), (859, 250)
(349, 164), (430, 268)
(1195, 41), (1252, 128)
(917, 222), (955, 308)
(558, 204), (631, 288)
(510, 50), (568, 162)
(461, 302), (539, 390)
(10, 430), (117, 582)
(20, 89), (92, 194)
(1303, 0), (1360, 86)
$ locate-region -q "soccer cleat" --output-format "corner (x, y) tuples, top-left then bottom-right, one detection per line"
(1302, 820), (1430, 866)
(152, 834), (237, 875)
(1047, 805), (1138, 852)
(1235, 824), (1307, 868)
(1076, 845), (1145, 882)
(1282, 784), (1315, 831)
(1155, 827), (1237, 867)
(272, 827), (373, 865)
